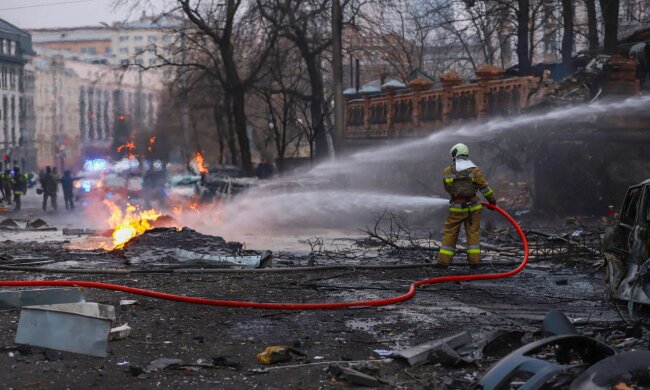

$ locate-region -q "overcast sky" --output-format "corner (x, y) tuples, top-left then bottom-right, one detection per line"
(0, 0), (163, 29)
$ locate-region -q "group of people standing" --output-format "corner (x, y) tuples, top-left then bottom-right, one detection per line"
(0, 167), (28, 210)
(38, 166), (77, 211)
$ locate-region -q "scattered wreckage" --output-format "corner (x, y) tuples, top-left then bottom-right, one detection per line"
(604, 178), (650, 308)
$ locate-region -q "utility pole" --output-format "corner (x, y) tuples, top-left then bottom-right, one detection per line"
(331, 0), (345, 153)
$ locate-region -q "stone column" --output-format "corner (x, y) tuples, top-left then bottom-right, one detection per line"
(408, 78), (433, 128)
(475, 64), (505, 118)
(440, 71), (462, 123)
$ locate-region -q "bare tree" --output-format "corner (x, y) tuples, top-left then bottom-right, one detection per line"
(258, 0), (342, 162)
(585, 0), (599, 52)
(175, 0), (277, 175)
(253, 42), (310, 167)
(599, 0), (620, 54)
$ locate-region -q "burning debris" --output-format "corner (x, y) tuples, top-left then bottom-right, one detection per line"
(192, 152), (209, 175)
(116, 227), (268, 268)
(103, 201), (163, 249)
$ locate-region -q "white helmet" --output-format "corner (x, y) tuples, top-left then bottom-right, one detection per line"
(450, 143), (469, 159)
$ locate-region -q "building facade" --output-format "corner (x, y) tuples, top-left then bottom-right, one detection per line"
(31, 56), (162, 171)
(0, 19), (35, 172)
(111, 14), (180, 70)
(30, 27), (112, 57)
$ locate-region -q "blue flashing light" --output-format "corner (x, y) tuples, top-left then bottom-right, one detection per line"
(84, 158), (108, 172)
(81, 180), (92, 192)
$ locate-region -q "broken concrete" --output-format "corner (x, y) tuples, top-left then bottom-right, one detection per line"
(109, 323), (132, 341)
(395, 332), (471, 367)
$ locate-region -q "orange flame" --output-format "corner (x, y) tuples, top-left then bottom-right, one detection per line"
(104, 200), (161, 249)
(117, 141), (136, 160)
(193, 152), (208, 174)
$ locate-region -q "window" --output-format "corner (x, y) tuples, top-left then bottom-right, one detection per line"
(134, 35), (143, 41)
(147, 35), (157, 42)
(621, 187), (642, 225)
(134, 59), (143, 65)
(9, 41), (15, 55)
(119, 36), (129, 41)
(148, 58), (156, 65)
(135, 46), (144, 54)
(81, 47), (97, 54)
(147, 44), (156, 52)
(119, 48), (129, 54)
(104, 47), (111, 54)
(120, 59), (130, 66)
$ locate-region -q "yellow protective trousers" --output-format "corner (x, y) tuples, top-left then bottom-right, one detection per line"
(437, 203), (482, 266)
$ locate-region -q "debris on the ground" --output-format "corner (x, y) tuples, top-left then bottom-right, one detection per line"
(109, 323), (132, 341)
(15, 302), (116, 357)
(212, 356), (241, 369)
(62, 228), (98, 236)
(328, 365), (385, 387)
(542, 310), (577, 336)
(175, 248), (266, 268)
(119, 299), (138, 306)
(0, 288), (85, 310)
(570, 351), (650, 390)
(372, 349), (395, 357)
(464, 329), (525, 359)
(143, 357), (183, 373)
(0, 218), (19, 228)
(479, 334), (616, 390)
(395, 332), (471, 366)
(27, 219), (48, 229)
(256, 346), (306, 365)
(118, 227), (269, 267)
(478, 311), (630, 390)
(0, 218), (57, 231)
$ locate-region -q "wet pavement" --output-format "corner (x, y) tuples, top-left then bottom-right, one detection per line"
(0, 193), (648, 388)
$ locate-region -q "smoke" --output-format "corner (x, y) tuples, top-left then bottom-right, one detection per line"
(196, 95), (650, 235)
(77, 95), (650, 242)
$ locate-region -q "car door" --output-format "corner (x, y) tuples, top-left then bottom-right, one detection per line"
(616, 185), (643, 253)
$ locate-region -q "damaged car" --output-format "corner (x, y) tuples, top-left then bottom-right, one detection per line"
(603, 178), (650, 306)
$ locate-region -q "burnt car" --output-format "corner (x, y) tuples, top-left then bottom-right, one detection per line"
(603, 179), (650, 305)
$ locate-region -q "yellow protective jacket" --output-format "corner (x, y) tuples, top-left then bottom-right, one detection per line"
(442, 164), (495, 210)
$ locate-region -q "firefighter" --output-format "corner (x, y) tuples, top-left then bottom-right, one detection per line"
(12, 167), (28, 211)
(1, 169), (12, 205)
(437, 143), (496, 269)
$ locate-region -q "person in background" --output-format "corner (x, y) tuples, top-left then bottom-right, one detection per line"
(255, 158), (274, 180)
(60, 170), (79, 210)
(11, 167), (27, 211)
(42, 166), (58, 211)
(0, 169), (10, 204)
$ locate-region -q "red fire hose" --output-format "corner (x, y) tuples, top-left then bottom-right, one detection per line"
(0, 203), (527, 310)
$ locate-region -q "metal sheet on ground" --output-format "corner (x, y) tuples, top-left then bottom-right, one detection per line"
(0, 288), (85, 310)
(15, 303), (114, 357)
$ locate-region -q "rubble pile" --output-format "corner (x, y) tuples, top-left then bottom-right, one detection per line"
(118, 227), (268, 268)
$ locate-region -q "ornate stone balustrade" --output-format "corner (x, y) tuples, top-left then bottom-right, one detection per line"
(344, 65), (537, 139)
